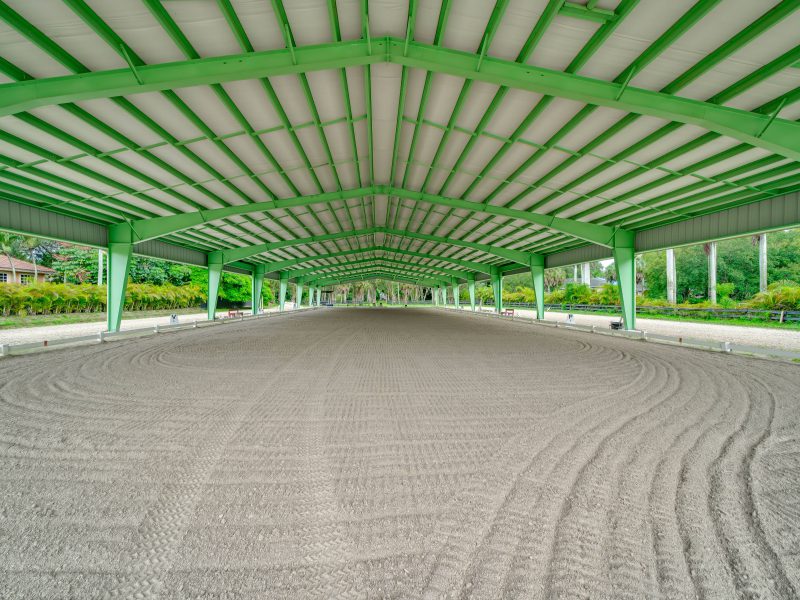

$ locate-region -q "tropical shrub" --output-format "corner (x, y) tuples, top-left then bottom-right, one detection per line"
(0, 282), (206, 316)
(591, 283), (620, 305)
(564, 283), (592, 303)
(747, 283), (800, 311)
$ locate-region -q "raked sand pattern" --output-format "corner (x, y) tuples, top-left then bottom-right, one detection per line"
(0, 308), (798, 599)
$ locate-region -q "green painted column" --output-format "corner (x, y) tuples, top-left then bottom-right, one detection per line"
(530, 255), (545, 320)
(490, 266), (503, 313)
(279, 271), (288, 312)
(106, 241), (133, 332)
(296, 281), (304, 309)
(315, 287), (321, 306)
(613, 245), (636, 330)
(251, 264), (265, 315)
(433, 286), (439, 306)
(307, 285), (314, 307)
(452, 281), (460, 309)
(207, 253), (223, 321)
(468, 274), (476, 312)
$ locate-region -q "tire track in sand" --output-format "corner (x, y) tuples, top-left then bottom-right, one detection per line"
(105, 320), (356, 599)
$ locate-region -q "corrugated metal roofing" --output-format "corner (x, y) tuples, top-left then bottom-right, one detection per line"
(0, 0), (799, 283)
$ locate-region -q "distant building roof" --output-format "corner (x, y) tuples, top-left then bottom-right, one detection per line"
(565, 277), (607, 288)
(0, 256), (55, 273)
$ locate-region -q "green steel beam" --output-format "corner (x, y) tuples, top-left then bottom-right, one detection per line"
(396, 0), (451, 209)
(468, 2), (800, 251)
(380, 227), (532, 265)
(28, 1), (314, 256)
(311, 264), (446, 285)
(141, 0), (333, 250)
(108, 185), (628, 248)
(386, 188), (629, 247)
(269, 0), (355, 244)
(362, 0), (375, 193)
(439, 0), (726, 241)
(559, 1), (617, 23)
(264, 244), (491, 275)
(213, 227), (380, 265)
(313, 272), (427, 287)
(308, 262), (450, 282)
(2, 38), (799, 161)
(421, 0), (561, 236)
(409, 0), (560, 236)
(325, 0), (368, 225)
(288, 256), (468, 280)
(110, 187), (372, 243)
(200, 225), (530, 267)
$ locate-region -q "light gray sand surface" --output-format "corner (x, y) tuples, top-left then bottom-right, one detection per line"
(1, 308), (798, 598)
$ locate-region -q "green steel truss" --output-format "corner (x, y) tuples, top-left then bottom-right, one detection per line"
(1, 0), (798, 332)
(3, 38), (799, 162)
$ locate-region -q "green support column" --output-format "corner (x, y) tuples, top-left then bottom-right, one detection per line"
(316, 287), (321, 306)
(308, 285), (315, 307)
(251, 264), (265, 315)
(452, 280), (460, 309)
(279, 271), (288, 312)
(296, 281), (304, 309)
(433, 286), (438, 306)
(530, 255), (545, 320)
(468, 274), (476, 312)
(106, 240), (133, 332)
(490, 266), (503, 313)
(207, 252), (223, 321)
(613, 245), (637, 330)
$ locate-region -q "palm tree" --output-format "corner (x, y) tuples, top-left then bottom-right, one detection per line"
(20, 236), (55, 282)
(544, 267), (567, 292)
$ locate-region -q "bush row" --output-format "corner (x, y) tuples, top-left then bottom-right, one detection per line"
(503, 282), (800, 311)
(0, 283), (206, 317)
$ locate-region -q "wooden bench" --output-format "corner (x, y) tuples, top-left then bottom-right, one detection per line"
(227, 310), (244, 318)
(500, 308), (515, 317)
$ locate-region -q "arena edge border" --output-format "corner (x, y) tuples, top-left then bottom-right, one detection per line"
(0, 306), (322, 358)
(432, 306), (800, 364)
(3, 305), (797, 364)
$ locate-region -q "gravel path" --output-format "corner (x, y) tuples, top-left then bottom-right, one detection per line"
(1, 308), (798, 598)
(485, 307), (800, 352)
(0, 305), (293, 345)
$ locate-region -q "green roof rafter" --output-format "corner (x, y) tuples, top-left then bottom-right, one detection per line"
(240, 244), (491, 276)
(198, 225), (531, 267)
(306, 264), (452, 286)
(289, 256), (468, 281)
(2, 38), (800, 161)
(312, 271), (436, 287)
(1, 0), (799, 299)
(107, 185), (629, 249)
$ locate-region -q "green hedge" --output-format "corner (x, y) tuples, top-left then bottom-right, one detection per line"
(504, 281), (800, 312)
(0, 282), (206, 317)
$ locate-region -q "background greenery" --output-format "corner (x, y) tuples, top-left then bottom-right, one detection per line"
(1, 228), (798, 317)
(0, 234), (273, 316)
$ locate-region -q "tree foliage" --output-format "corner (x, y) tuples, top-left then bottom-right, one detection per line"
(641, 229), (800, 302)
(0, 282), (206, 317)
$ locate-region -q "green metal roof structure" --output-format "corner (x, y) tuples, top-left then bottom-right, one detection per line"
(1, 0), (799, 331)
